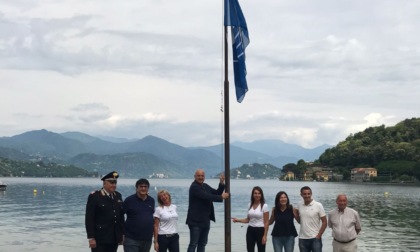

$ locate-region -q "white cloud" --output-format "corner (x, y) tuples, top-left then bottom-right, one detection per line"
(348, 113), (395, 134)
(0, 0), (419, 148)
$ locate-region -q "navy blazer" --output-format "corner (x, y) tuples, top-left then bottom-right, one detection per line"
(186, 180), (225, 225)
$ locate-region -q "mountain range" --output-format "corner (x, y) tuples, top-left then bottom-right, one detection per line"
(0, 129), (331, 178)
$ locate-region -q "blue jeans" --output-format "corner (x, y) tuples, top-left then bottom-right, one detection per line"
(272, 236), (295, 252)
(187, 224), (210, 252)
(298, 238), (322, 252)
(123, 236), (152, 252)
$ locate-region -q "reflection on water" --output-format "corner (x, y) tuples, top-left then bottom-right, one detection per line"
(0, 178), (419, 252)
(352, 189), (420, 251)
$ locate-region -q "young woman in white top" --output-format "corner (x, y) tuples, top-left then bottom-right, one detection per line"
(153, 190), (179, 252)
(232, 186), (269, 252)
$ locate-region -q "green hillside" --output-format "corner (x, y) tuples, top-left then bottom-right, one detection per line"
(69, 152), (186, 178)
(318, 118), (420, 180)
(221, 163), (282, 179)
(0, 157), (95, 177)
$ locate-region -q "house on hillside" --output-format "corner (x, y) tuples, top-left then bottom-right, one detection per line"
(303, 167), (321, 181)
(303, 170), (313, 181)
(283, 171), (295, 181)
(303, 167), (333, 181)
(351, 168), (377, 182)
(315, 171), (331, 181)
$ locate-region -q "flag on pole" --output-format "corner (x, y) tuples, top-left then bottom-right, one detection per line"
(224, 0), (249, 103)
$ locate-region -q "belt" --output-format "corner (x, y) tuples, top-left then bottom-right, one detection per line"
(334, 238), (356, 244)
(159, 233), (177, 238)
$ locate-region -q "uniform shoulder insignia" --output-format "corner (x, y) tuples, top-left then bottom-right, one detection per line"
(90, 190), (99, 195)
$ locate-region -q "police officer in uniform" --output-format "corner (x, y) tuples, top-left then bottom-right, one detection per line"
(85, 171), (124, 252)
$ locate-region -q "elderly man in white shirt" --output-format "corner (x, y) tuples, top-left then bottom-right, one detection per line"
(328, 194), (361, 252)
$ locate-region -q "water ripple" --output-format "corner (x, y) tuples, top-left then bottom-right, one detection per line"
(1, 178), (419, 252)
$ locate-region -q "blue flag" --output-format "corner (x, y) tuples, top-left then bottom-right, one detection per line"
(224, 0), (249, 103)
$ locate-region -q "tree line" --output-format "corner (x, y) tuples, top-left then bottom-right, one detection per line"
(284, 118), (420, 181)
(0, 158), (96, 177)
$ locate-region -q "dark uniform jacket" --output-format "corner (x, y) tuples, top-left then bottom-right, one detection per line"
(186, 181), (225, 226)
(85, 189), (124, 244)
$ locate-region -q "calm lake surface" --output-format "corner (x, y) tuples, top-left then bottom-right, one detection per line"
(0, 177), (419, 252)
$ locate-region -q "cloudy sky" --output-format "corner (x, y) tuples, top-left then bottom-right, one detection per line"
(1, 0), (419, 148)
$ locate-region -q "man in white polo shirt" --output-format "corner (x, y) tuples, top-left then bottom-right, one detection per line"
(328, 194), (361, 252)
(296, 186), (327, 252)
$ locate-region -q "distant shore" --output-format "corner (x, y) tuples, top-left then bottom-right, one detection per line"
(348, 181), (420, 186)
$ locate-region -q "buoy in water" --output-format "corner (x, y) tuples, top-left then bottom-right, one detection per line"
(33, 189), (37, 193)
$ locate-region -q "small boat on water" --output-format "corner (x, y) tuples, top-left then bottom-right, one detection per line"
(0, 181), (7, 191)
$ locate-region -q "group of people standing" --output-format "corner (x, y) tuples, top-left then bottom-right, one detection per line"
(232, 186), (361, 252)
(85, 171), (177, 252)
(85, 169), (361, 252)
(85, 169), (228, 252)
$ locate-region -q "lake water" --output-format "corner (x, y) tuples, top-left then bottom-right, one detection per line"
(0, 177), (419, 252)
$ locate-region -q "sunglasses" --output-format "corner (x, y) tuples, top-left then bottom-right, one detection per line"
(107, 180), (117, 184)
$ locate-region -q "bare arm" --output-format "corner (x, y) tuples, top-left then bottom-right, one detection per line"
(232, 217), (250, 223)
(268, 208), (275, 225)
(294, 208), (300, 224)
(153, 217), (160, 251)
(262, 211), (269, 245)
(316, 216), (327, 239)
(232, 210), (250, 224)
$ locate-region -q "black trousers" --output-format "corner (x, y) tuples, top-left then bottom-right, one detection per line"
(91, 243), (118, 252)
(246, 226), (265, 252)
(157, 233), (180, 252)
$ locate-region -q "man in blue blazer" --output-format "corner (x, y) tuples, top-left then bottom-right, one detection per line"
(186, 169), (229, 252)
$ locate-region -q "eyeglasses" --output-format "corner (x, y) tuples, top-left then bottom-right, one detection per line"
(138, 185), (149, 188)
(107, 181), (117, 184)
